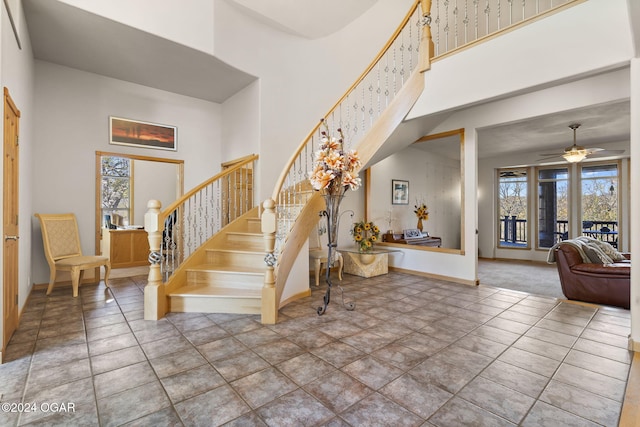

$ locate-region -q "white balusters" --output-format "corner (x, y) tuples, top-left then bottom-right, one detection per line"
(431, 0), (574, 57)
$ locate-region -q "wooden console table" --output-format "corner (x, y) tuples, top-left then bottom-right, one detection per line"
(102, 228), (150, 268)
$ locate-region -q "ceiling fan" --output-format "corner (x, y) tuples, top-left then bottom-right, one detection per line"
(539, 123), (624, 163)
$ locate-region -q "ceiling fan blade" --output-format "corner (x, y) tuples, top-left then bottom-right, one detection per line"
(539, 153), (564, 157)
(538, 155), (563, 161)
(585, 149), (625, 157)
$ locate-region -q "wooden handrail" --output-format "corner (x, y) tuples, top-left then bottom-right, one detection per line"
(159, 153), (258, 223)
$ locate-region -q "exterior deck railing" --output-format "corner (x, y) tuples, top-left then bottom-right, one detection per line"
(499, 218), (620, 247)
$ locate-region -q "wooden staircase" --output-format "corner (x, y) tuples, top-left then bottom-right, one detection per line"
(167, 214), (264, 314)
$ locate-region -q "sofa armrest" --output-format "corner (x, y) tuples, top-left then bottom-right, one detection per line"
(572, 263), (630, 277)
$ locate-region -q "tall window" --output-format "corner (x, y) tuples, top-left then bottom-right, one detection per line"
(101, 156), (131, 226)
(537, 167), (568, 248)
(581, 163), (619, 247)
(498, 169), (528, 247)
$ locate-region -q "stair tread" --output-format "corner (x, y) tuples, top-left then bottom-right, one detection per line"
(227, 231), (261, 236)
(207, 242), (263, 253)
(170, 285), (261, 298)
(188, 264), (264, 274)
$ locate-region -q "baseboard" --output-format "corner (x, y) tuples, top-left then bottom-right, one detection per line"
(279, 288), (312, 308)
(388, 266), (477, 286)
(33, 278), (96, 291)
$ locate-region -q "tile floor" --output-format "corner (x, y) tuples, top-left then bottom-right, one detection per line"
(0, 272), (633, 426)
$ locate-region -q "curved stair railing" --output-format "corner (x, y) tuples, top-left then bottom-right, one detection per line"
(260, 0), (434, 323)
(144, 154), (258, 319)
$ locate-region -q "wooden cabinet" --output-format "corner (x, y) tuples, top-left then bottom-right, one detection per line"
(102, 229), (150, 268)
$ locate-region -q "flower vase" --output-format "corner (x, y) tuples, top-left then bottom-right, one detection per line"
(417, 218), (423, 232)
(317, 194), (355, 315)
(359, 252), (376, 265)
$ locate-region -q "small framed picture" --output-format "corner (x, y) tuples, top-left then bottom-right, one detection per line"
(110, 116), (177, 151)
(392, 179), (409, 205)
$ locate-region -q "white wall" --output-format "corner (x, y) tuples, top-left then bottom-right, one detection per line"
(133, 159), (179, 225)
(31, 61), (222, 284)
(1, 0), (35, 318)
(221, 80), (260, 201)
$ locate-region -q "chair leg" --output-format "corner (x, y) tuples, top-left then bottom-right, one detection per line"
(71, 267), (81, 297)
(103, 263), (111, 288)
(46, 269), (56, 295)
(314, 259), (321, 287)
(337, 254), (343, 281)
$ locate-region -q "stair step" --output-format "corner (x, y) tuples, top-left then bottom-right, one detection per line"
(170, 285), (261, 298)
(186, 264), (264, 288)
(225, 231), (263, 245)
(169, 285), (261, 314)
(246, 217), (261, 233)
(206, 248), (265, 267)
(216, 241), (264, 252)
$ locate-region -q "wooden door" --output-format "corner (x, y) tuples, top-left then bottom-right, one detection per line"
(3, 88), (20, 354)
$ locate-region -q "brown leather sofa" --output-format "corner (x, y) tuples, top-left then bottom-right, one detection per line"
(554, 243), (630, 309)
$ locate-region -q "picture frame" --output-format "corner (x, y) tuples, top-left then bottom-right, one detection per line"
(392, 179), (409, 205)
(110, 116), (177, 151)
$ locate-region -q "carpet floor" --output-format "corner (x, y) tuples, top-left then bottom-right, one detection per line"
(478, 259), (565, 300)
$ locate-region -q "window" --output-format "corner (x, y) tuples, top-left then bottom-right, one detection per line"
(498, 168), (528, 247)
(537, 167), (568, 248)
(101, 156), (131, 226)
(580, 163), (619, 247)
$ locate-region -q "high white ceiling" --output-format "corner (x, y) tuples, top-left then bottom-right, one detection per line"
(228, 0), (378, 39)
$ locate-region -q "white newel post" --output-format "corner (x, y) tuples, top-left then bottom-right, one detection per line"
(144, 200), (166, 320)
(262, 198), (277, 324)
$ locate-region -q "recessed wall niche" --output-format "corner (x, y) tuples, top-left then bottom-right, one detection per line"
(368, 129), (464, 251)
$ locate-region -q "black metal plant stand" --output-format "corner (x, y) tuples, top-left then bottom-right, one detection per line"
(317, 194), (355, 315)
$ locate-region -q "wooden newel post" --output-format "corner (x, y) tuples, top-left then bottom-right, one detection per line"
(261, 198), (277, 324)
(144, 199), (166, 320)
(419, 0), (435, 73)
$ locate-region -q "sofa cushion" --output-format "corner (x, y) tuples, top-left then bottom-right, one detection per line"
(593, 240), (626, 262)
(582, 244), (613, 264)
(576, 236), (625, 261)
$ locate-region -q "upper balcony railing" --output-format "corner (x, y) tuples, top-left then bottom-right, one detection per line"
(431, 0), (578, 58)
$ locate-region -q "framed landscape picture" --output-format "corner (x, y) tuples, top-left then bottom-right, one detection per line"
(110, 117), (177, 151)
(392, 179), (409, 205)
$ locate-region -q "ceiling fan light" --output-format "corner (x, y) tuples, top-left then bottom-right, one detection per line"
(562, 149), (587, 163)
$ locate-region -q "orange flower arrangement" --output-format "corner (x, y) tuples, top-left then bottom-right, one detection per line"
(309, 119), (361, 196)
